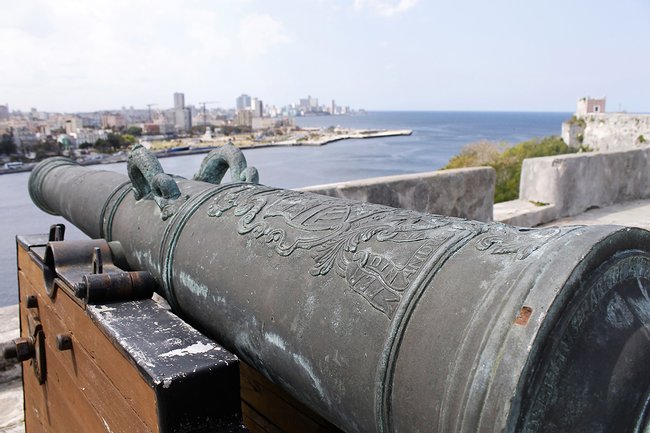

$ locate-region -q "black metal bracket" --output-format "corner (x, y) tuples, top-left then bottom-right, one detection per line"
(43, 236), (155, 306)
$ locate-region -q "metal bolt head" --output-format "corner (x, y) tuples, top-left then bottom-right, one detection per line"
(56, 334), (72, 351)
(74, 281), (87, 299)
(2, 342), (17, 360)
(3, 338), (35, 362)
(25, 295), (38, 309)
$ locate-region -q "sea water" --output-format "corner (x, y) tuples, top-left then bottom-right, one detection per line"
(0, 111), (570, 306)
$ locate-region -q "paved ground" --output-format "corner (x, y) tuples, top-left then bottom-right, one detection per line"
(0, 197), (648, 432)
(0, 304), (22, 433)
(542, 198), (650, 230)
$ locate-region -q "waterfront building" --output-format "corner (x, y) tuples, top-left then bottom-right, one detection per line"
(252, 117), (276, 130)
(75, 129), (108, 146)
(64, 117), (83, 135)
(13, 127), (39, 154)
(101, 113), (127, 129)
(236, 110), (253, 128)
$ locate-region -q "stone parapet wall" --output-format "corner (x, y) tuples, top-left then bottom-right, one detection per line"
(299, 167), (495, 222)
(563, 113), (650, 151)
(518, 147), (650, 220)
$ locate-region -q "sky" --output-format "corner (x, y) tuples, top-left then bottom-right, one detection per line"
(1, 0), (649, 113)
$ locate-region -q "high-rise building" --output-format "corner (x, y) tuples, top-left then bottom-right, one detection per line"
(174, 92), (185, 109)
(252, 98), (263, 118)
(236, 94), (252, 112)
(299, 96), (319, 113)
(175, 108), (192, 131)
(308, 96), (318, 110)
(0, 104), (9, 120)
(173, 92), (191, 131)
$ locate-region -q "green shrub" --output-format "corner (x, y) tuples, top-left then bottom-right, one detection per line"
(444, 136), (576, 203)
(568, 115), (586, 128)
(444, 140), (503, 168)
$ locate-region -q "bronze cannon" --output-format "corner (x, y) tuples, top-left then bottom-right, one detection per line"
(28, 145), (650, 433)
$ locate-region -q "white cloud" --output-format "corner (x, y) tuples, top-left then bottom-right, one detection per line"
(0, 0), (251, 110)
(353, 0), (419, 16)
(237, 14), (290, 58)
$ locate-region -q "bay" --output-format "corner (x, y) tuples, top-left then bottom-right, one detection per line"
(0, 110), (569, 306)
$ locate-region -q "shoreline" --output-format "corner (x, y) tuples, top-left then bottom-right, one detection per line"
(0, 128), (412, 175)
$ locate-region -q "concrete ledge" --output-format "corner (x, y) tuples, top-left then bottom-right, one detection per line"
(493, 200), (558, 227)
(0, 379), (23, 433)
(518, 147), (650, 224)
(300, 167), (495, 222)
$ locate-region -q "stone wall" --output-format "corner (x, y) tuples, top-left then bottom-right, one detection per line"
(562, 113), (650, 151)
(519, 147), (650, 219)
(299, 167), (495, 222)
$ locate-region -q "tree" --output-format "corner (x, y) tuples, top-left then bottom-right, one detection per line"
(106, 133), (123, 150)
(122, 134), (137, 146)
(126, 126), (142, 137)
(94, 138), (111, 153)
(191, 125), (207, 135)
(33, 137), (61, 160)
(221, 125), (251, 136)
(0, 133), (16, 155)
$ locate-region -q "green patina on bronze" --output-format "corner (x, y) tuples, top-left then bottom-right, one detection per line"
(127, 143), (259, 219)
(127, 144), (186, 219)
(194, 140), (259, 185)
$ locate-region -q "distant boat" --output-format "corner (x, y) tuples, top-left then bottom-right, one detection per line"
(167, 146), (191, 153)
(4, 162), (23, 170)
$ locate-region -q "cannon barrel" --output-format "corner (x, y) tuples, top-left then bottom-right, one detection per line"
(29, 150), (650, 433)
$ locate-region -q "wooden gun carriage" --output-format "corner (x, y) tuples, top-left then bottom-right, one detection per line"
(9, 225), (343, 433)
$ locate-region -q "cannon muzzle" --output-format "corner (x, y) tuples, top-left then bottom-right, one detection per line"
(29, 147), (650, 433)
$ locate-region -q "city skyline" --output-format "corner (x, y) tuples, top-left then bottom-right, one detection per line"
(0, 91), (354, 116)
(2, 0), (650, 113)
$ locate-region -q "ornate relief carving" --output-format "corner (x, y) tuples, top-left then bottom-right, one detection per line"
(475, 225), (564, 260)
(207, 185), (569, 317)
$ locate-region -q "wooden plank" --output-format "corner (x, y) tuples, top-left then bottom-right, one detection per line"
(26, 343), (113, 433)
(21, 315), (51, 433)
(20, 286), (100, 433)
(19, 271), (155, 433)
(17, 244), (44, 293)
(19, 258), (159, 428)
(241, 401), (285, 433)
(23, 394), (47, 433)
(240, 362), (344, 433)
